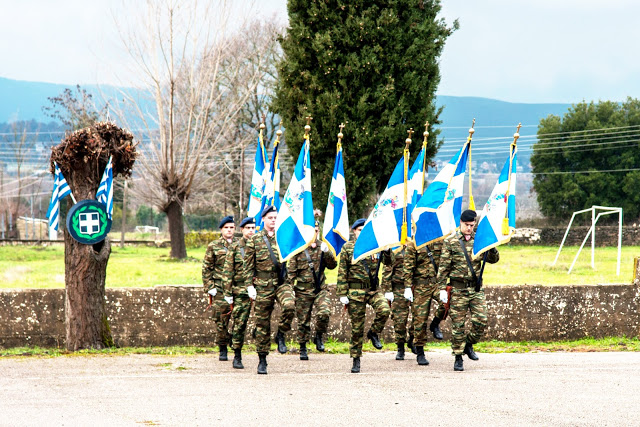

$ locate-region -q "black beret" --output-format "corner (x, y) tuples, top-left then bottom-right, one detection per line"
(218, 215), (234, 229)
(239, 217), (255, 228)
(460, 210), (477, 222)
(261, 205), (277, 218)
(351, 218), (366, 229)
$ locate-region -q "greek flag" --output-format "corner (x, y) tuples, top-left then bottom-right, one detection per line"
(473, 144), (517, 258)
(247, 137), (268, 221)
(412, 141), (470, 248)
(275, 137), (315, 262)
(407, 144), (426, 238)
(322, 143), (349, 257)
(96, 156), (114, 220)
(256, 143), (281, 230)
(46, 162), (72, 234)
(353, 154), (408, 262)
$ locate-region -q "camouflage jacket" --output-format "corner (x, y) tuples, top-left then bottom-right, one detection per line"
(381, 249), (405, 292)
(436, 231), (499, 290)
(287, 240), (337, 290)
(202, 236), (236, 293)
(404, 240), (443, 288)
(336, 239), (381, 297)
(222, 236), (249, 297)
(242, 229), (286, 287)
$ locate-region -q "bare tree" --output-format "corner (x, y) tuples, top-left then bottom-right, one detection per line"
(43, 85), (105, 132)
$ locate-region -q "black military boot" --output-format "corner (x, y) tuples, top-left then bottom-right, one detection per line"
(367, 329), (383, 350)
(257, 352), (268, 375)
(275, 330), (288, 354)
(299, 342), (309, 360)
(232, 348), (244, 369)
(407, 334), (417, 354)
(219, 345), (228, 361)
(454, 355), (464, 371)
(464, 342), (479, 360)
(314, 331), (325, 352)
(395, 343), (405, 360)
(351, 357), (361, 373)
(416, 346), (430, 366)
(429, 316), (444, 340)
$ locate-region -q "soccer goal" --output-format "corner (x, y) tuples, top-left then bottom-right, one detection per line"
(552, 205), (622, 276)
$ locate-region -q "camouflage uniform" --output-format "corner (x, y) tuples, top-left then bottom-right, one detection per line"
(243, 229), (295, 354)
(222, 236), (251, 351)
(381, 249), (413, 345)
(404, 240), (445, 346)
(436, 231), (499, 355)
(202, 236), (236, 346)
(337, 240), (391, 358)
(287, 241), (337, 344)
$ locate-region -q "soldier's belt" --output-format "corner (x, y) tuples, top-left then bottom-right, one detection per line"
(255, 271), (278, 279)
(348, 281), (370, 290)
(450, 278), (475, 289)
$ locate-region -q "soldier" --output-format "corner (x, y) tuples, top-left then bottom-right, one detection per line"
(381, 247), (416, 361)
(243, 205), (295, 375)
(287, 221), (338, 360)
(202, 215), (236, 361)
(337, 218), (391, 373)
(404, 239), (445, 366)
(436, 209), (499, 372)
(222, 216), (256, 369)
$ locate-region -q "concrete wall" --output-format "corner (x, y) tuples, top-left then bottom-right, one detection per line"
(1, 283), (639, 348)
(511, 225), (640, 246)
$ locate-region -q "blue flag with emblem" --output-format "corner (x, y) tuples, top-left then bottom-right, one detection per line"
(46, 162), (72, 234)
(247, 137), (269, 224)
(322, 142), (349, 257)
(257, 140), (281, 229)
(96, 156), (114, 220)
(275, 135), (315, 262)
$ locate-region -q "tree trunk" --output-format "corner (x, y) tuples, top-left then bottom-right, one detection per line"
(64, 234), (113, 350)
(166, 200), (187, 259)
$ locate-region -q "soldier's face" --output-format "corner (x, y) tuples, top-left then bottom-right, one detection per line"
(460, 221), (475, 236)
(353, 225), (364, 239)
(263, 212), (278, 231)
(221, 223), (235, 239)
(242, 224), (256, 239)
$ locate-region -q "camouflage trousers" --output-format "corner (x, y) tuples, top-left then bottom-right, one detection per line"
(449, 287), (487, 355)
(294, 284), (331, 344)
(211, 292), (231, 346)
(412, 280), (446, 346)
(254, 281), (295, 354)
(390, 285), (413, 345)
(231, 288), (252, 351)
(347, 289), (391, 358)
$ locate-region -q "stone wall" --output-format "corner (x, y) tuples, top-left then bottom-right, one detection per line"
(1, 283), (639, 348)
(510, 225), (640, 246)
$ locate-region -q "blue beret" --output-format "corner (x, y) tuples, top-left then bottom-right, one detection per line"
(239, 217), (255, 228)
(218, 216), (234, 229)
(460, 210), (477, 222)
(351, 218), (366, 229)
(261, 205), (277, 218)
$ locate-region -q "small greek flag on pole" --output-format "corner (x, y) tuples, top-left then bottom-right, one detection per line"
(46, 162), (72, 234)
(248, 135), (269, 222)
(96, 156), (114, 220)
(322, 124), (349, 257)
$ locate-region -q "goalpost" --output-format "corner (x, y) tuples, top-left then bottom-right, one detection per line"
(552, 205), (622, 276)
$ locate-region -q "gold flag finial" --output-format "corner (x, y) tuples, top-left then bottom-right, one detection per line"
(405, 128), (414, 149)
(514, 122), (522, 143)
(338, 123), (345, 141)
(423, 121), (430, 142)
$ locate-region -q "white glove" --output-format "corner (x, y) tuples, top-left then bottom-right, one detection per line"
(339, 296), (349, 305)
(321, 242), (329, 253)
(439, 290), (448, 304)
(403, 287), (413, 302)
(207, 288), (217, 297)
(224, 296), (233, 305)
(247, 285), (257, 300)
(384, 292), (394, 302)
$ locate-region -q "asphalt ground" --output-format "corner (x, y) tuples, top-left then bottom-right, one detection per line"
(0, 349), (638, 426)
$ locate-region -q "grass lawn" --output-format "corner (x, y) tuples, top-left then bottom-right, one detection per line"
(0, 244), (638, 289)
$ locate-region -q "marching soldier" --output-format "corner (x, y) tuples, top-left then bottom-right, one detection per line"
(436, 209), (499, 372)
(404, 239), (445, 366)
(202, 216), (236, 361)
(381, 247), (416, 361)
(222, 216), (256, 369)
(337, 218), (391, 373)
(243, 205), (295, 375)
(287, 221), (337, 360)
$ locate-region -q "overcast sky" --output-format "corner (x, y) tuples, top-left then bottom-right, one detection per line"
(1, 0), (638, 103)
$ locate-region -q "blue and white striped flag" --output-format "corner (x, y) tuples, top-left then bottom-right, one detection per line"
(406, 144), (426, 238)
(473, 144), (517, 258)
(275, 137), (315, 262)
(46, 162), (72, 234)
(322, 143), (349, 257)
(256, 142), (281, 230)
(96, 156), (114, 220)
(247, 137), (269, 222)
(412, 141), (470, 248)
(353, 154), (408, 262)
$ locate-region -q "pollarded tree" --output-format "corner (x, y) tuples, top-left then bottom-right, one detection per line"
(272, 0), (456, 218)
(531, 98), (640, 220)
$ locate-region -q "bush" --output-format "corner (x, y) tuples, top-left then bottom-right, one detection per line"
(185, 231), (220, 248)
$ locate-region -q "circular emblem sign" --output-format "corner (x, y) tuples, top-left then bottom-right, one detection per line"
(66, 200), (112, 244)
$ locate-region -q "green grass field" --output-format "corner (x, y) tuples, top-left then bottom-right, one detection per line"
(0, 244), (638, 289)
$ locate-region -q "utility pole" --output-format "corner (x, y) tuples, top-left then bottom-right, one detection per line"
(121, 180), (128, 249)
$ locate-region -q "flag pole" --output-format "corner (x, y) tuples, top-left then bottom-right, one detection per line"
(259, 116), (266, 165)
(421, 121), (429, 192)
(272, 124), (283, 206)
(401, 128), (413, 245)
(337, 122), (345, 153)
(467, 118), (476, 210)
(502, 123), (521, 235)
